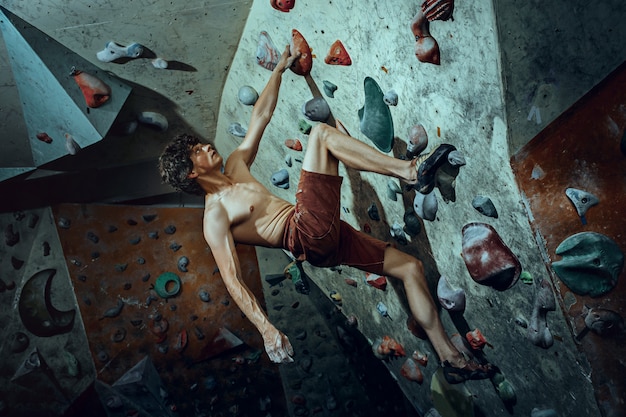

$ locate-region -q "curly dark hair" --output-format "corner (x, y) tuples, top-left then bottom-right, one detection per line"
(158, 133), (205, 196)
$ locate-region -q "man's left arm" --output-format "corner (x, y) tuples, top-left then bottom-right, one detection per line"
(230, 46), (300, 167)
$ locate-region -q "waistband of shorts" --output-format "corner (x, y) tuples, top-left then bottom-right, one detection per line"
(299, 169), (344, 185)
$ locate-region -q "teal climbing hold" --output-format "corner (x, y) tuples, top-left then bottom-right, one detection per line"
(552, 232), (623, 297)
(358, 77), (394, 152)
(155, 272), (182, 299)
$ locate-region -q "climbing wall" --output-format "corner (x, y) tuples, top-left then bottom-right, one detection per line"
(511, 62), (626, 417)
(51, 203), (286, 417)
(0, 207), (94, 416)
(212, 1), (607, 416)
(0, 7), (131, 178)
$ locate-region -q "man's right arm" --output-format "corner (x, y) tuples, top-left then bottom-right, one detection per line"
(227, 46), (300, 169)
(203, 204), (294, 363)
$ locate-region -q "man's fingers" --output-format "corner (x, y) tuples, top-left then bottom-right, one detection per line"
(284, 338), (294, 356)
(266, 332), (294, 363)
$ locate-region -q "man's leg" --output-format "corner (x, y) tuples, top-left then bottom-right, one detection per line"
(381, 246), (463, 364)
(381, 246), (496, 382)
(302, 124), (417, 181)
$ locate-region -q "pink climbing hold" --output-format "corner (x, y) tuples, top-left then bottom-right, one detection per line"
(285, 138), (303, 151)
(401, 357), (424, 383)
(256, 31), (281, 71)
(270, 0), (295, 12)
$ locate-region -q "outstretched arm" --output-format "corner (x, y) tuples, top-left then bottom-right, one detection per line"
(203, 203), (294, 363)
(230, 45), (300, 167)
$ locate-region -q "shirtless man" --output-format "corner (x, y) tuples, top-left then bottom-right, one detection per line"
(158, 46), (493, 383)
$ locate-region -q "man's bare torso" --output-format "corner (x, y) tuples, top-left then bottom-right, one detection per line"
(204, 180), (294, 248)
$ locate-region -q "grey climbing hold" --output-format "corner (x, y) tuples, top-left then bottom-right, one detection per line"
(565, 187), (599, 225)
(383, 89), (398, 106)
(403, 210), (421, 236)
(527, 278), (556, 348)
(138, 111), (168, 131)
(368, 203), (380, 221)
(413, 190), (438, 221)
(4, 225), (19, 246)
(472, 195), (498, 218)
(8, 332), (29, 353)
(101, 299), (124, 319)
(271, 168), (290, 189)
(198, 290), (211, 302)
(238, 85), (259, 105)
(531, 408), (559, 417)
(228, 122), (247, 137)
(303, 97), (330, 122)
(407, 124), (428, 159)
(437, 275), (466, 312)
(386, 186), (397, 201)
(87, 231), (99, 243)
(323, 80), (338, 98)
(178, 256), (189, 272)
(390, 221), (407, 245)
(58, 217), (71, 229)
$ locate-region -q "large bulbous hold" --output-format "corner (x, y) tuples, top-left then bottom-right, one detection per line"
(461, 222), (521, 291)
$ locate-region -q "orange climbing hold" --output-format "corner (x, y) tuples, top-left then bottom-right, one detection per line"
(290, 29), (312, 76)
(376, 335), (406, 357)
(324, 40), (352, 66)
(71, 68), (111, 108)
(466, 328), (492, 350)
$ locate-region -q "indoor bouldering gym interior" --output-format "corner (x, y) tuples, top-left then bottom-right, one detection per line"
(0, 1), (624, 416)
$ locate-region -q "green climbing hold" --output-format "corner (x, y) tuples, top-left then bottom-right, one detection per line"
(520, 271), (533, 285)
(358, 77), (394, 152)
(430, 368), (474, 417)
(284, 261), (309, 295)
(495, 379), (516, 402)
(155, 272), (182, 299)
(299, 119), (312, 134)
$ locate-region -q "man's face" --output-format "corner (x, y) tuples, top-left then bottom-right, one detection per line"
(189, 143), (222, 175)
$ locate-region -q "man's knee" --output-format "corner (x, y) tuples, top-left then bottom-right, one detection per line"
(309, 123), (330, 142)
(405, 257), (426, 283)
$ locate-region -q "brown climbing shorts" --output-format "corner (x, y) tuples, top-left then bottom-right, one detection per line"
(282, 170), (389, 274)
